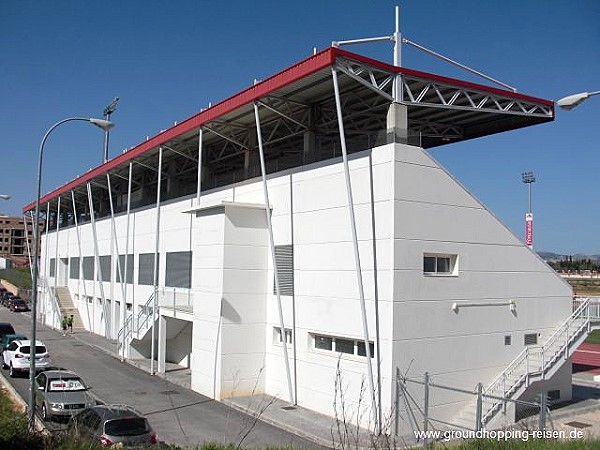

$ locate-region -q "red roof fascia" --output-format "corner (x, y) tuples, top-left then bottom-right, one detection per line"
(24, 48), (339, 213)
(23, 46), (554, 213)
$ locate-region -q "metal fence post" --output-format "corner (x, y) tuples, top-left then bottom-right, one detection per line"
(423, 372), (429, 449)
(475, 382), (483, 431)
(539, 391), (547, 431)
(502, 373), (507, 414)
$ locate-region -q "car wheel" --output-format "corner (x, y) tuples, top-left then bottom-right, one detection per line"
(9, 363), (16, 378)
(42, 404), (49, 421)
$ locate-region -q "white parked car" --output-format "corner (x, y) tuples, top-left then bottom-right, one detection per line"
(2, 339), (51, 377)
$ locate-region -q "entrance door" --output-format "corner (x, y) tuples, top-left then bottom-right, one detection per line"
(59, 258), (69, 286)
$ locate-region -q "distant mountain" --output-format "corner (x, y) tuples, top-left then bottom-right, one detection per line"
(537, 251), (600, 263)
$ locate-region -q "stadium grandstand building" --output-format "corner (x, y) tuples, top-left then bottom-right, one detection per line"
(24, 45), (592, 433)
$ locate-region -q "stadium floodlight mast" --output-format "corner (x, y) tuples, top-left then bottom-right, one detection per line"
(102, 97), (119, 163)
(557, 91), (600, 111)
(29, 117), (114, 431)
(521, 171), (536, 249)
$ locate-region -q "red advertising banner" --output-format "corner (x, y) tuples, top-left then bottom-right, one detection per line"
(525, 213), (533, 248)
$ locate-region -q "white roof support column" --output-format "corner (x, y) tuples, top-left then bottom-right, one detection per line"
(253, 101), (295, 405)
(23, 212), (34, 284)
(53, 197), (61, 295)
(196, 128), (203, 206)
(332, 66), (380, 434)
(122, 161), (133, 361)
(72, 190), (91, 332)
(42, 203), (51, 322)
(107, 173), (127, 344)
(87, 182), (110, 338)
(150, 146), (163, 376)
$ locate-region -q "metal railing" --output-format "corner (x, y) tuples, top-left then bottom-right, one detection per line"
(156, 287), (193, 312)
(39, 277), (62, 330)
(117, 291), (155, 344)
(481, 297), (600, 425)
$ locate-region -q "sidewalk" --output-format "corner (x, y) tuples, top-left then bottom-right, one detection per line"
(69, 329), (600, 447)
(69, 330), (371, 449)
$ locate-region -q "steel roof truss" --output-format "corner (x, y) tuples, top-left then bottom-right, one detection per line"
(334, 59), (394, 102)
(403, 78), (552, 117)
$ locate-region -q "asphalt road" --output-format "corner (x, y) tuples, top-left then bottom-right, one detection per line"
(0, 308), (327, 449)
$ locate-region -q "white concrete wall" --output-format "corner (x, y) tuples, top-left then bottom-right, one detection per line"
(38, 141), (574, 432)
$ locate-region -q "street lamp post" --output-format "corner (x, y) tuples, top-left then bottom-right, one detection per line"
(29, 117), (114, 430)
(521, 171), (536, 249)
(557, 91), (600, 111)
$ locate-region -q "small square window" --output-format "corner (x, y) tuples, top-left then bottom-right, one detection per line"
(274, 327), (292, 345)
(357, 341), (375, 358)
(423, 254), (458, 276)
(524, 333), (538, 346)
(547, 390), (560, 402)
(504, 335), (512, 346)
(335, 338), (354, 354)
(315, 335), (332, 351)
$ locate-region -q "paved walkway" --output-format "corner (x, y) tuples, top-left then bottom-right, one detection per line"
(69, 330), (368, 449)
(69, 329), (600, 446)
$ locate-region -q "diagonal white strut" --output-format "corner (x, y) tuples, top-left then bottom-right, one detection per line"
(254, 102), (295, 404)
(332, 67), (379, 433)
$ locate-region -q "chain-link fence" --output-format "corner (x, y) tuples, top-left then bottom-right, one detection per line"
(394, 369), (555, 448)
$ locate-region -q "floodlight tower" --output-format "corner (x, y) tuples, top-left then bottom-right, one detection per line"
(102, 97), (119, 163)
(521, 171), (536, 249)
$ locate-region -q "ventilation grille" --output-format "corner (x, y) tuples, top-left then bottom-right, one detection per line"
(273, 245), (293, 296)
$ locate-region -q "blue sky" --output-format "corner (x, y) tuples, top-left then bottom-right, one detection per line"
(1, 0), (599, 255)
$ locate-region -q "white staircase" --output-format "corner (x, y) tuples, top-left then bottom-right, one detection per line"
(457, 298), (600, 430)
(117, 292), (156, 353)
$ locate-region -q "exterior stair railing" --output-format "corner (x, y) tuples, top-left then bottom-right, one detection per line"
(117, 291), (156, 347)
(39, 277), (62, 330)
(480, 297), (600, 426)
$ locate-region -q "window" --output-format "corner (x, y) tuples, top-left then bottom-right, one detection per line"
(49, 258), (56, 277)
(423, 253), (458, 276)
(273, 327), (293, 345)
(69, 257), (80, 279)
(335, 338), (354, 354)
(524, 333), (538, 346)
(165, 251), (192, 288)
(357, 341), (375, 357)
(315, 335), (332, 351)
(99, 255), (111, 282)
(313, 334), (374, 358)
(116, 254), (134, 284)
(273, 245), (294, 296)
(82, 257), (94, 281)
(138, 253), (157, 286)
(504, 335), (512, 346)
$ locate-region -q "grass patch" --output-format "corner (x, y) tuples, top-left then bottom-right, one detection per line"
(586, 329), (600, 344)
(0, 267), (32, 290)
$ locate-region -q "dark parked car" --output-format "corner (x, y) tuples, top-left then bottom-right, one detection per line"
(1, 333), (28, 351)
(35, 370), (96, 421)
(68, 405), (157, 447)
(10, 299), (29, 312)
(0, 323), (16, 341)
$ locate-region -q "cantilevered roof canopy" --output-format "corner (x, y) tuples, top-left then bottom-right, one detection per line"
(23, 47), (553, 219)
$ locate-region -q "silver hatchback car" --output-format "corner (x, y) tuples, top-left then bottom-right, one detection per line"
(35, 370), (96, 421)
(68, 404), (158, 447)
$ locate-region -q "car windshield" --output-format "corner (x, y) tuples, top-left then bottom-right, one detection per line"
(48, 378), (86, 392)
(104, 417), (149, 436)
(19, 345), (47, 355)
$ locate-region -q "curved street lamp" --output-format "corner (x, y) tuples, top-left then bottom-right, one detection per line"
(557, 91), (600, 111)
(29, 117), (114, 430)
(0, 194), (10, 201)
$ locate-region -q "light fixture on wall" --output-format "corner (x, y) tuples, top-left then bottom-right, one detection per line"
(452, 299), (517, 314)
